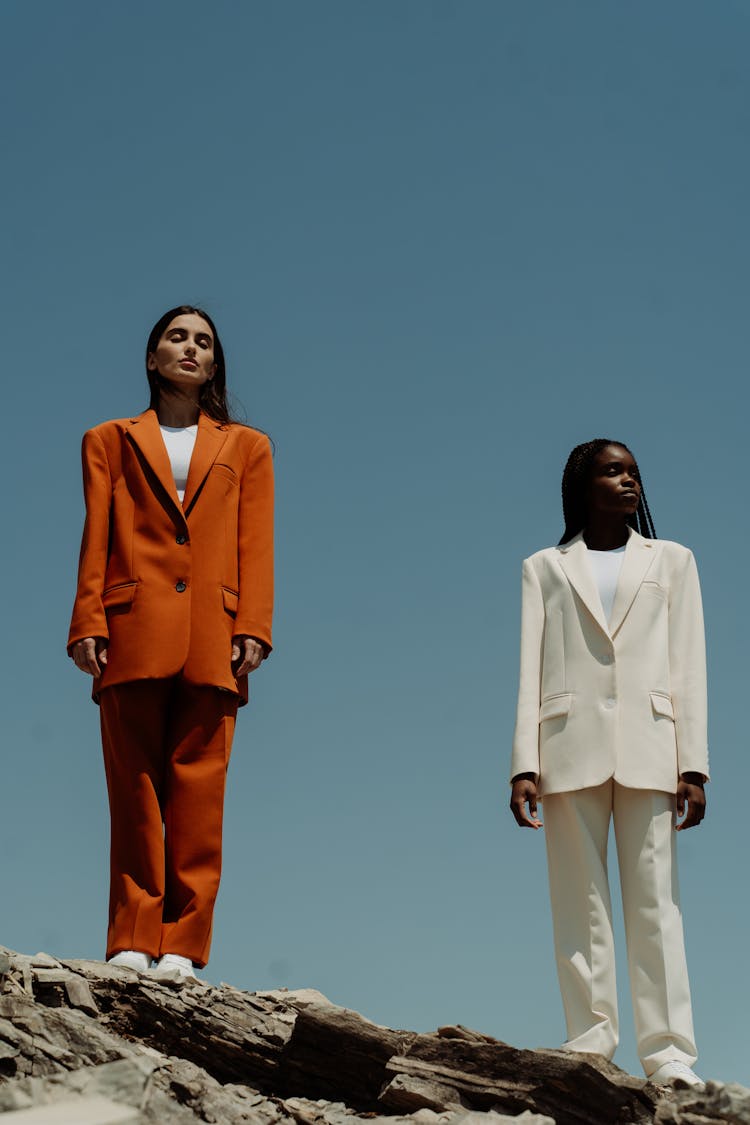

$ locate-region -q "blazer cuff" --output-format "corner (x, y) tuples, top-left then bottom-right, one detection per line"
(233, 624), (273, 655)
(67, 628), (109, 657)
(678, 763), (710, 783)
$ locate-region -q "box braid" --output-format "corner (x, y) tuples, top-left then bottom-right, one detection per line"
(559, 439), (657, 545)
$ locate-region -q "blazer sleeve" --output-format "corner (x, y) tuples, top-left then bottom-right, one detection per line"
(510, 557), (545, 782)
(235, 432), (275, 651)
(67, 428), (112, 652)
(669, 549), (709, 780)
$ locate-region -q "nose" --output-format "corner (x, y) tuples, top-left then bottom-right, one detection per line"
(184, 340), (196, 356)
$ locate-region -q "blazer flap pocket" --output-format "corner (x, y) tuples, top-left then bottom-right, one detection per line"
(540, 693), (572, 722)
(102, 581), (137, 609)
(222, 587), (239, 615)
(650, 692), (675, 720)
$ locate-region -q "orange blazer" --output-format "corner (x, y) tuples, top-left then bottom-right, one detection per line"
(68, 409), (274, 705)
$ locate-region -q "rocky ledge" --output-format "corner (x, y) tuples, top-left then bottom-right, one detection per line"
(0, 946), (746, 1124)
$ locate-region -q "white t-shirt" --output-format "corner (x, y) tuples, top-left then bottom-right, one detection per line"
(587, 545), (626, 624)
(160, 424), (198, 501)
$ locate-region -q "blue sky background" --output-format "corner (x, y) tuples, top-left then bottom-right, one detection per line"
(3, 0), (749, 1084)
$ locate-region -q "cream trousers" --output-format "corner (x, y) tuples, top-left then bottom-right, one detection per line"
(543, 780), (697, 1076)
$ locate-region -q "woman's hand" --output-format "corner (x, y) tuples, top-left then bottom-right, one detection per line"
(72, 637), (108, 677)
(510, 773), (543, 829)
(232, 635), (265, 676)
(676, 772), (706, 831)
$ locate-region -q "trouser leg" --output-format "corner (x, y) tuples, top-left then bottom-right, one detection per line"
(543, 780), (618, 1059)
(99, 681), (171, 961)
(159, 681), (238, 967)
(613, 784), (698, 1076)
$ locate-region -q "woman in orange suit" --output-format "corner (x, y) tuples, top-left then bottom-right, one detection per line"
(68, 305), (274, 979)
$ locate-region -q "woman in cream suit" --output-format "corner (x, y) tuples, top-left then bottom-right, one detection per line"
(68, 306), (273, 978)
(510, 439), (707, 1087)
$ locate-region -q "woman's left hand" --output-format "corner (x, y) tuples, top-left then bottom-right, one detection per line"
(232, 635), (265, 676)
(675, 773), (707, 831)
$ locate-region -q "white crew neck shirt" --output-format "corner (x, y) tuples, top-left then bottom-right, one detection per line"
(159, 424), (198, 501)
(587, 544), (626, 624)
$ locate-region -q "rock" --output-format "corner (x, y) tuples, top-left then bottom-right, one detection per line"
(456, 1115), (554, 1125)
(654, 1079), (750, 1122)
(0, 1056), (153, 1118)
(381, 1073), (467, 1113)
(0, 1096), (141, 1122)
(30, 954), (63, 970)
(0, 945), (743, 1125)
(379, 1035), (657, 1125)
(280, 1000), (415, 1107)
(63, 976), (99, 1017)
(30, 969), (98, 1017)
(256, 988), (337, 1009)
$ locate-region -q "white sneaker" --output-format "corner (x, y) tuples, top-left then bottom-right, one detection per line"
(154, 953), (197, 980)
(107, 950), (151, 972)
(649, 1061), (704, 1088)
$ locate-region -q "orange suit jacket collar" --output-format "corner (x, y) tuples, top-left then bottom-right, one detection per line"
(125, 409), (229, 516)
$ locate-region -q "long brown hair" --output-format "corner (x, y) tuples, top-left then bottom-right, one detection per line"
(146, 305), (234, 424)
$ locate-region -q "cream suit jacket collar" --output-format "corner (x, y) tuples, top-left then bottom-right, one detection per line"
(557, 528), (656, 640)
(125, 409), (229, 519)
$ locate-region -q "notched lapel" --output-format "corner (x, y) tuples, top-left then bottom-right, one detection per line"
(608, 531), (656, 637)
(557, 534), (610, 638)
(182, 414), (229, 515)
(125, 410), (183, 518)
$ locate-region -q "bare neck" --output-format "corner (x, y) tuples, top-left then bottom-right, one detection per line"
(155, 387), (201, 428)
(583, 518), (630, 551)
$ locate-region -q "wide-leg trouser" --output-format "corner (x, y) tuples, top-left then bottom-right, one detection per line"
(99, 678), (238, 967)
(543, 780), (697, 1076)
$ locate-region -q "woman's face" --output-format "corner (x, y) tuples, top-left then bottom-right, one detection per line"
(147, 313), (217, 391)
(586, 443), (641, 520)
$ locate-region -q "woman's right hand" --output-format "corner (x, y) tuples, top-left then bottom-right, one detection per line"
(510, 774), (543, 829)
(72, 637), (108, 677)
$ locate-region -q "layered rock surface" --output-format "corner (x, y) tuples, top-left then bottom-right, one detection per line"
(0, 947), (745, 1123)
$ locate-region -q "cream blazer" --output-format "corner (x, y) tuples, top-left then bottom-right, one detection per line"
(510, 529), (708, 796)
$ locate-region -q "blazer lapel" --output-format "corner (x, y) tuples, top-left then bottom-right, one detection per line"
(608, 529), (656, 637)
(125, 410), (184, 519)
(182, 413), (229, 516)
(557, 533), (611, 638)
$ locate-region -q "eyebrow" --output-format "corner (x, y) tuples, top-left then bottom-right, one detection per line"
(601, 459), (638, 471)
(166, 327), (213, 343)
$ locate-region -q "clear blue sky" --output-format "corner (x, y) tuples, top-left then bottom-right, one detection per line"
(3, 0), (748, 1083)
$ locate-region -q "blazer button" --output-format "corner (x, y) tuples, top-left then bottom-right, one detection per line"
(176, 534), (187, 545)
(175, 580), (187, 593)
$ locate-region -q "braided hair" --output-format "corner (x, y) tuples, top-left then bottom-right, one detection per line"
(559, 439), (657, 545)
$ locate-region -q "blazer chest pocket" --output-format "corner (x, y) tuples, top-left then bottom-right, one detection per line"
(222, 587), (239, 617)
(650, 692), (675, 720)
(540, 693), (572, 723)
(213, 464), (239, 486)
(102, 581), (137, 613)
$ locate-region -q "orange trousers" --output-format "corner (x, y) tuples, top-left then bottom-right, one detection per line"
(99, 678), (238, 967)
